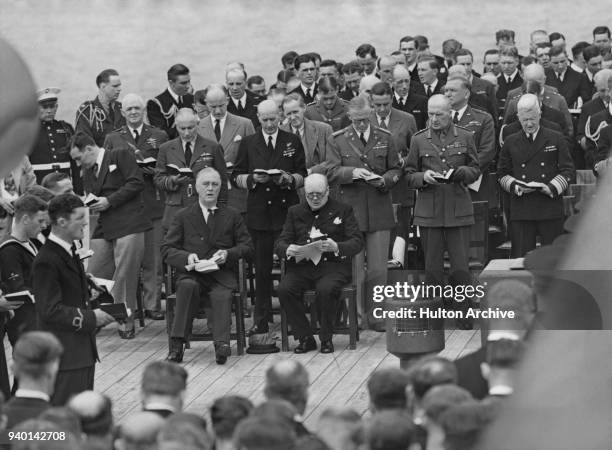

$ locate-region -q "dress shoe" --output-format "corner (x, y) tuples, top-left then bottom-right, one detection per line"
(294, 336), (317, 354)
(247, 323), (269, 337)
(167, 338), (184, 363)
(215, 342), (231, 365)
(117, 328), (135, 339)
(145, 310), (165, 320)
(320, 340), (334, 354)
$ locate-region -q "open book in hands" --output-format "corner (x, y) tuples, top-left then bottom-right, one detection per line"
(166, 164), (194, 177)
(514, 180), (547, 192)
(137, 157), (157, 168)
(185, 259), (220, 274)
(353, 172), (383, 182)
(84, 193), (99, 206)
(254, 168), (283, 177)
(432, 169), (455, 184)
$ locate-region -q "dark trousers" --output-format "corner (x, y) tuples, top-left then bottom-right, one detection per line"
(249, 228), (281, 328)
(511, 218), (564, 257)
(0, 328), (10, 400)
(171, 274), (232, 344)
(52, 365), (95, 406)
(278, 262), (351, 341)
(421, 226), (472, 312)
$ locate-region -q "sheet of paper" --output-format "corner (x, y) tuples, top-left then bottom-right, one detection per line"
(93, 277), (115, 292)
(468, 174), (483, 192)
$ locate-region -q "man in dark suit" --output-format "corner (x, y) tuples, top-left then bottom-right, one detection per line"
(226, 68), (263, 129)
(404, 95), (481, 328)
(141, 361), (187, 417)
(579, 45), (603, 102)
(162, 167), (253, 363)
(281, 93), (332, 174)
(496, 46), (523, 116)
(454, 49), (499, 124)
(546, 46), (591, 108)
(232, 100), (307, 335)
(392, 65), (428, 130)
(4, 331), (62, 428)
(399, 36), (421, 84)
(155, 108), (228, 229)
(147, 64), (194, 140)
(70, 132), (151, 338)
(498, 95), (575, 257)
(198, 84), (255, 213)
(304, 78), (350, 132)
(576, 69), (611, 149)
(104, 93), (169, 321)
(290, 54), (319, 105)
(339, 60), (364, 101)
(32, 194), (115, 405)
(75, 69), (125, 147)
(414, 56), (443, 98)
(276, 174), (363, 353)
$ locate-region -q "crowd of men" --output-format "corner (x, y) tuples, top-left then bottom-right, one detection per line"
(0, 24), (611, 449)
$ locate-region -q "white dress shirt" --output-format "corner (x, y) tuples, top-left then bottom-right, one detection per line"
(262, 130), (279, 148)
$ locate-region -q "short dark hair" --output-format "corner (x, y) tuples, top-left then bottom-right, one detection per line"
(521, 55), (537, 66)
(13, 331), (63, 379)
(499, 45), (519, 59)
(13, 194), (48, 221)
(549, 32), (566, 42)
(572, 41), (591, 59)
(247, 75), (265, 89)
(282, 51), (299, 67)
(410, 356), (458, 400)
(319, 59), (338, 70)
(48, 194), (84, 225)
(306, 52), (322, 63)
(70, 131), (96, 152)
(142, 361), (187, 396)
(484, 48), (500, 58)
(413, 35), (430, 50)
(399, 35), (414, 46)
(294, 54), (316, 71)
(295, 435), (330, 450)
(39, 407), (82, 436)
(356, 43), (377, 58)
(549, 45), (567, 58)
(41, 172), (71, 191)
(365, 411), (417, 450)
(593, 25), (611, 38)
(367, 368), (410, 410)
(525, 79), (543, 94)
(442, 39), (462, 57)
(417, 55), (439, 70)
(439, 401), (494, 450)
(370, 81), (393, 97)
(24, 185), (56, 203)
(495, 29), (515, 43)
(234, 417), (296, 450)
(342, 60), (364, 75)
(95, 69), (118, 87)
(277, 69), (296, 83)
(583, 44), (602, 62)
(194, 88), (207, 105)
(210, 395), (253, 440)
(167, 64), (190, 82)
(317, 77), (339, 94)
(455, 48), (474, 61)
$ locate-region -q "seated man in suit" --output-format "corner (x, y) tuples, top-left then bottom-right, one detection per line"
(197, 84), (255, 213)
(70, 132), (151, 339)
(281, 93), (332, 174)
(162, 167), (253, 364)
(4, 331), (62, 429)
(275, 174), (363, 353)
(155, 108), (228, 229)
(140, 361), (187, 417)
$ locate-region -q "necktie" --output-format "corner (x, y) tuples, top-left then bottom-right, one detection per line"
(178, 96), (184, 108)
(426, 85), (433, 97)
(133, 129), (140, 144)
(92, 163), (99, 180)
(360, 132), (367, 146)
(267, 135), (274, 151)
(453, 111), (460, 125)
(306, 88), (312, 100)
(207, 208), (215, 223)
(185, 142), (192, 166)
(401, 97), (406, 107)
(214, 119), (221, 142)
(528, 134), (534, 143)
(379, 119), (387, 129)
(108, 104), (115, 124)
(557, 72), (563, 82)
(237, 100), (244, 113)
(507, 76), (512, 84)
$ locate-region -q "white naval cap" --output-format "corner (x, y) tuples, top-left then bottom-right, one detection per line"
(37, 87), (61, 103)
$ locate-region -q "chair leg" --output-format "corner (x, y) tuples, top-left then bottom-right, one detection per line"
(234, 293), (245, 355)
(166, 297), (175, 352)
(136, 273), (145, 328)
(347, 290), (358, 350)
(280, 304), (290, 352)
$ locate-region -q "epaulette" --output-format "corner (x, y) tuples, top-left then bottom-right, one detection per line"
(332, 128), (346, 137)
(113, 126), (126, 133)
(413, 129), (428, 136)
(454, 124), (471, 132)
(374, 126), (391, 135)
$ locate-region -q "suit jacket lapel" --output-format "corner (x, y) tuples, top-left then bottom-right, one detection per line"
(459, 108), (472, 127)
(364, 127), (377, 156)
(173, 140), (187, 166)
(220, 115), (238, 149)
(254, 133), (271, 164)
(268, 132), (285, 168)
(94, 151), (111, 193)
(207, 207), (229, 245)
(186, 203), (210, 237)
(518, 132), (541, 163)
(303, 120), (317, 162)
(48, 241), (80, 277)
(190, 136), (205, 169)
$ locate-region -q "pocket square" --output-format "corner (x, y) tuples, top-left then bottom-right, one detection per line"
(233, 135), (242, 142)
(333, 217), (342, 225)
(109, 164), (117, 172)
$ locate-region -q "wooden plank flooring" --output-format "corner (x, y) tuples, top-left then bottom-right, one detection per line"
(4, 319), (479, 424)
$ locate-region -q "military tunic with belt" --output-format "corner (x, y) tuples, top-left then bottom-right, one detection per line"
(304, 98), (351, 132)
(30, 119), (82, 192)
(75, 97), (125, 147)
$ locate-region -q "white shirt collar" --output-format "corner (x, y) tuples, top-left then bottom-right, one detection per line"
(489, 385), (514, 396)
(48, 232), (73, 256)
(487, 331), (521, 342)
(585, 69), (595, 82)
(211, 114), (227, 132)
(15, 389), (50, 402)
(262, 130), (279, 148)
(353, 125), (371, 142)
(167, 87), (180, 104)
(199, 202), (218, 222)
(94, 147), (105, 176)
(301, 83), (314, 94)
(426, 79), (438, 90)
(407, 62), (417, 72)
(292, 123), (305, 136)
(128, 123), (144, 137)
(505, 69), (519, 82)
(181, 137), (197, 152)
(394, 91), (408, 102)
(525, 127), (540, 141)
(452, 104), (469, 122)
(233, 93), (247, 109)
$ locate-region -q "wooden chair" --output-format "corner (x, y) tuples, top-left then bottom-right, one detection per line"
(278, 260), (359, 352)
(164, 260), (247, 355)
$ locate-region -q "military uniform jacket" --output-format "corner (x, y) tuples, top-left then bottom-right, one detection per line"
(32, 240), (98, 371)
(275, 198), (364, 267)
(83, 148), (151, 240)
(498, 127), (575, 221)
(30, 119), (81, 189)
(496, 72), (523, 112)
(393, 92), (428, 131)
(231, 129), (307, 231)
(456, 106), (496, 170)
(577, 97), (607, 141)
(327, 126), (402, 232)
(585, 107), (612, 154)
(405, 125), (481, 227)
(146, 89), (194, 140)
(304, 98), (351, 132)
(161, 203), (253, 290)
(154, 135), (228, 211)
(545, 67), (592, 108)
(290, 84), (319, 106)
(104, 124), (169, 221)
(595, 123), (612, 166)
(75, 97), (125, 147)
(280, 118), (333, 174)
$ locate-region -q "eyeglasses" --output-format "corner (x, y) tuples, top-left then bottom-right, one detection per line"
(305, 191), (327, 200)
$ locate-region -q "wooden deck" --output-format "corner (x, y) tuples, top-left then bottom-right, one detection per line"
(3, 318), (480, 427)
